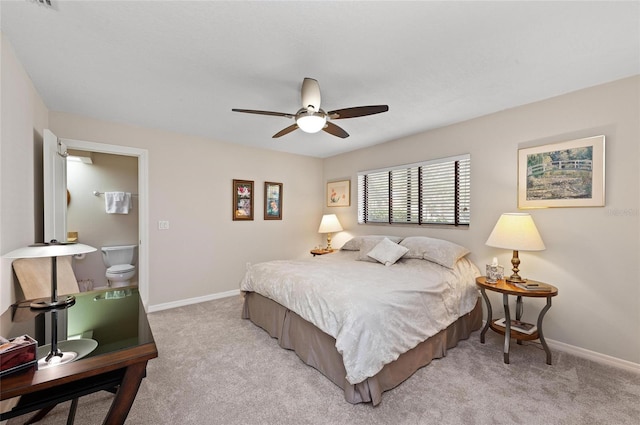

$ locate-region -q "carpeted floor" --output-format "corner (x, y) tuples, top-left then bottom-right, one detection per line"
(7, 295), (640, 424)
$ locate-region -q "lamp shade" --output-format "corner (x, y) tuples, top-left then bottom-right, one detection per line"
(318, 214), (343, 234)
(3, 243), (96, 259)
(485, 213), (545, 251)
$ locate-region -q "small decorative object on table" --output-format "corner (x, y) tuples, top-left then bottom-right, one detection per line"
(0, 335), (37, 377)
(485, 257), (504, 283)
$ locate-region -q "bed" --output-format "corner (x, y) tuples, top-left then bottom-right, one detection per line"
(240, 235), (482, 405)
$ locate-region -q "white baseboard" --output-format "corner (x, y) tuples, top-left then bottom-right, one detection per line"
(147, 289), (241, 313)
(480, 320), (640, 374)
(546, 338), (640, 374)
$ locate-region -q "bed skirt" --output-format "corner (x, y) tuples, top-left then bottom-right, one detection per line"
(242, 292), (482, 405)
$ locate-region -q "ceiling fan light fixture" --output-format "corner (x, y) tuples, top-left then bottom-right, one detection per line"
(296, 111), (327, 133)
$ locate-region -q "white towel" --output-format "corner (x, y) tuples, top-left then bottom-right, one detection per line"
(105, 191), (132, 214)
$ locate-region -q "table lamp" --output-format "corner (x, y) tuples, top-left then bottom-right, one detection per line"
(318, 214), (343, 250)
(485, 213), (545, 283)
(3, 240), (97, 367)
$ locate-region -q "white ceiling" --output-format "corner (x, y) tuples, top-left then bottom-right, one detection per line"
(1, 1), (638, 158)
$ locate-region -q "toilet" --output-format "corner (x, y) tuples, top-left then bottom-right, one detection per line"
(101, 245), (138, 288)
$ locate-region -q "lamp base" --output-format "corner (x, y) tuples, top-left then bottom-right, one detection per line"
(326, 233), (333, 251)
(506, 250), (526, 284)
(506, 275), (527, 284)
(30, 295), (76, 310)
(36, 338), (98, 369)
(38, 349), (78, 369)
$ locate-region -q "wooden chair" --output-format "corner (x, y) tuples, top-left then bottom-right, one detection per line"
(12, 256), (79, 300)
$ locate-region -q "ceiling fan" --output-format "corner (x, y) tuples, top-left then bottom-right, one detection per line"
(232, 78), (389, 139)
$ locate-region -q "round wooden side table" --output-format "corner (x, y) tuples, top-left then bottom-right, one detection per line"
(476, 276), (558, 365)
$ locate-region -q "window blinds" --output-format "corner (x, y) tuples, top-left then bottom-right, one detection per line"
(358, 154), (470, 226)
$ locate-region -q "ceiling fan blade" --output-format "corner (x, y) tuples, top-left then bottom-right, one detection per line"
(322, 122), (349, 138)
(272, 123), (299, 138)
(232, 109), (295, 119)
(327, 105), (389, 119)
(301, 78), (321, 111)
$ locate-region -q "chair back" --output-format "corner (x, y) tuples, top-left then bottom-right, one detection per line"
(12, 256), (80, 300)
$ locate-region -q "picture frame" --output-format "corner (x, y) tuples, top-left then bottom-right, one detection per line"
(327, 179), (350, 207)
(518, 135), (605, 208)
(264, 182), (283, 220)
(232, 179), (254, 221)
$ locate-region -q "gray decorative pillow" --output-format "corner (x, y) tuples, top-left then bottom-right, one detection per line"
(399, 236), (470, 269)
(366, 238), (409, 266)
(356, 238), (385, 262)
(341, 235), (403, 251)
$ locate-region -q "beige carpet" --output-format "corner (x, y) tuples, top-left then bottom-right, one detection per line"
(7, 295), (640, 424)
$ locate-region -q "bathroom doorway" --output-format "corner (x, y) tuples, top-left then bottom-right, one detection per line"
(66, 151), (139, 290)
(45, 132), (149, 308)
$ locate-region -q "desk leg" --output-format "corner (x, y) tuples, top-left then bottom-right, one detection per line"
(479, 288), (492, 344)
(102, 362), (147, 425)
(537, 297), (553, 365)
(503, 293), (511, 364)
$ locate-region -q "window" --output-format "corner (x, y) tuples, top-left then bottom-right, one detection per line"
(357, 154), (470, 226)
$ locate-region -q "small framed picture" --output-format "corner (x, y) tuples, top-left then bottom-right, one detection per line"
(233, 179), (254, 221)
(327, 179), (350, 207)
(264, 182), (283, 220)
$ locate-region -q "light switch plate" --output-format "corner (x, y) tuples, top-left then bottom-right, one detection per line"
(158, 220), (169, 230)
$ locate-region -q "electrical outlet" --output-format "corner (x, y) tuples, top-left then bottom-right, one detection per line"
(158, 220), (169, 230)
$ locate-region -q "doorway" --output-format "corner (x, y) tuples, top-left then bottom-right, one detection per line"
(67, 151), (139, 290)
(46, 132), (150, 308)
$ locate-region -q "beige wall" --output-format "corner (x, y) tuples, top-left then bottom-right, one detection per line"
(323, 76), (640, 365)
(67, 152), (139, 288)
(48, 112), (324, 308)
(0, 34), (49, 316)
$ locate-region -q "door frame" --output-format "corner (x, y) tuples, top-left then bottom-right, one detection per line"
(61, 137), (150, 310)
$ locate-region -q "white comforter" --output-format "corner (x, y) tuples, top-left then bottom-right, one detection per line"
(240, 251), (480, 385)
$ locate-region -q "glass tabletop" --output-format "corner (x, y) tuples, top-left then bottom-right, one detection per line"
(4, 287), (154, 362)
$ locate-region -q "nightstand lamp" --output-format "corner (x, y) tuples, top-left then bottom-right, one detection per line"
(485, 213), (545, 283)
(318, 214), (343, 250)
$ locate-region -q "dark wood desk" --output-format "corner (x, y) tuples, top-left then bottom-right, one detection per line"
(1, 287), (157, 424)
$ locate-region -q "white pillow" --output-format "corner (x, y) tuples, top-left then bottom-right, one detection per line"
(341, 235), (403, 251)
(366, 238), (409, 266)
(399, 236), (470, 269)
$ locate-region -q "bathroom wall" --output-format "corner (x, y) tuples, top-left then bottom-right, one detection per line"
(66, 152), (139, 289)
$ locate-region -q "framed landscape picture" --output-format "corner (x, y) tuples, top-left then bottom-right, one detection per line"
(327, 179), (350, 207)
(264, 182), (283, 220)
(518, 135), (605, 208)
(233, 179), (254, 220)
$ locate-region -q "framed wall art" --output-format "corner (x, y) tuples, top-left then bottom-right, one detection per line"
(233, 179), (254, 220)
(264, 182), (283, 220)
(327, 179), (350, 207)
(518, 135), (605, 208)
